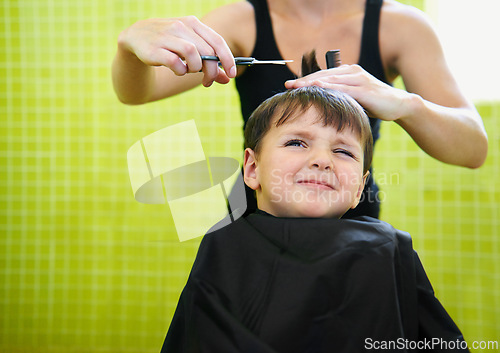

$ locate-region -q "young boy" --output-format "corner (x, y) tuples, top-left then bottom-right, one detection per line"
(242, 84), (372, 220)
(161, 87), (468, 352)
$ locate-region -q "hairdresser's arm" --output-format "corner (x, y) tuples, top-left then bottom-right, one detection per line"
(111, 3), (253, 105)
(286, 7), (488, 169)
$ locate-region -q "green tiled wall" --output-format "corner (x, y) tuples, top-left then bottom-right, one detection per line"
(1, 0), (498, 352)
(374, 99), (500, 343)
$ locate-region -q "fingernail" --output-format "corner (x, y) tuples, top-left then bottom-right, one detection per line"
(230, 66), (237, 78)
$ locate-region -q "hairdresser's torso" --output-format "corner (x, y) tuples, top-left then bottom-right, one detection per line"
(208, 0), (403, 82)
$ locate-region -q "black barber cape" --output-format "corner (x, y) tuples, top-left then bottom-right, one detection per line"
(161, 212), (468, 352)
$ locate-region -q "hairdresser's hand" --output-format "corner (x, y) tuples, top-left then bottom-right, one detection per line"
(117, 16), (237, 87)
(285, 65), (412, 122)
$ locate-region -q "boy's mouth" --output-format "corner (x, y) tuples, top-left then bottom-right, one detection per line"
(296, 179), (334, 190)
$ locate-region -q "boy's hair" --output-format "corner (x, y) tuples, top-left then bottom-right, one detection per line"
(244, 86), (373, 174)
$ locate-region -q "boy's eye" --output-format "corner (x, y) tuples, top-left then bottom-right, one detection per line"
(333, 148), (355, 159)
(284, 139), (306, 148)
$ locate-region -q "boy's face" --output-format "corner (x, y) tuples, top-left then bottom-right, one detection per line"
(244, 107), (369, 219)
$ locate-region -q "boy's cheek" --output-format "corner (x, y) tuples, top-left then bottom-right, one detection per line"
(269, 186), (286, 203)
(338, 171), (357, 186)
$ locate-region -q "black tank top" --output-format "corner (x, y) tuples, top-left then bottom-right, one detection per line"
(235, 0), (388, 218)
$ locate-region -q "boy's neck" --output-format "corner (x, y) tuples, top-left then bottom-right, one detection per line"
(253, 208), (274, 217)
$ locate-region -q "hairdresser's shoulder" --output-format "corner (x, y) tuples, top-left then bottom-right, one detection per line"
(202, 1), (256, 56)
(382, 0), (438, 33)
(203, 1), (254, 22)
(380, 0), (443, 68)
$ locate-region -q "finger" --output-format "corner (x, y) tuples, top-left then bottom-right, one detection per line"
(285, 69), (338, 88)
(285, 78), (356, 98)
(187, 17), (236, 78)
(287, 71), (367, 90)
(311, 79), (359, 95)
(201, 67), (231, 87)
(284, 79), (308, 89)
(214, 67), (231, 85)
(152, 49), (188, 76)
(167, 17), (232, 84)
(297, 65), (360, 82)
(201, 61), (221, 87)
(158, 34), (219, 84)
(285, 74), (340, 89)
(163, 20), (207, 73)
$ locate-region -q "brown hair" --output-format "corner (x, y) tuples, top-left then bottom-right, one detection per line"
(244, 86), (373, 174)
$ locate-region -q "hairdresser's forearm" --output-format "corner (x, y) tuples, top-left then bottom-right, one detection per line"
(111, 45), (157, 105)
(396, 94), (488, 168)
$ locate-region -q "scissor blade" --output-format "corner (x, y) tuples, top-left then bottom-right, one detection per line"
(201, 55), (292, 66)
(250, 60), (293, 65)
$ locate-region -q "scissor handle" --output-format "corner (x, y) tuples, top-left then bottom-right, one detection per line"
(200, 55), (216, 60)
(201, 55), (255, 66)
(234, 57), (255, 65)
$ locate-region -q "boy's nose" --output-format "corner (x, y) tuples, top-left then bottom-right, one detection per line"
(309, 149), (333, 171)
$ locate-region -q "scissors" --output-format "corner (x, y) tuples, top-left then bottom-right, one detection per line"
(201, 55), (293, 66)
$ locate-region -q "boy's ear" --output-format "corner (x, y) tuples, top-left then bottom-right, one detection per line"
(243, 148), (260, 191)
(351, 170), (370, 210)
